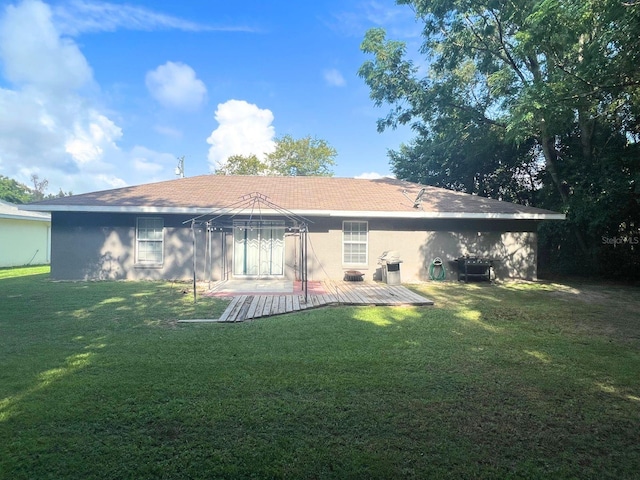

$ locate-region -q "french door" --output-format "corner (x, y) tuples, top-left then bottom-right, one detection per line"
(233, 221), (285, 277)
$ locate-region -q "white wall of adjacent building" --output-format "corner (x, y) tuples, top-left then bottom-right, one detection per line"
(0, 217), (51, 268)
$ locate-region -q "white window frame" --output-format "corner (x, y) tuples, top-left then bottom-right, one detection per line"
(342, 220), (368, 266)
(136, 217), (164, 266)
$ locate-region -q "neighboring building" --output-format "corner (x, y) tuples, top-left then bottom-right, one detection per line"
(0, 200), (51, 268)
(22, 176), (564, 282)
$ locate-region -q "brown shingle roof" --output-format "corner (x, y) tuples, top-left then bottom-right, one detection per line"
(24, 175), (564, 219)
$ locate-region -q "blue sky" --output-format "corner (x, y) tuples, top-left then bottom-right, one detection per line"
(0, 0), (421, 194)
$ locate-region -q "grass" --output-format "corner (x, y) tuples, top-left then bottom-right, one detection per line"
(1, 266), (639, 479)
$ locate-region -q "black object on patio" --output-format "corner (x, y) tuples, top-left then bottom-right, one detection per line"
(344, 270), (365, 282)
(455, 256), (494, 282)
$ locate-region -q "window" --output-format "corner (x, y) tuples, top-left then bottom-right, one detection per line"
(343, 221), (368, 265)
(136, 217), (164, 265)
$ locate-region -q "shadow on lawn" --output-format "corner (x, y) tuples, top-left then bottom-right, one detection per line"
(2, 273), (640, 478)
(0, 273), (229, 423)
(0, 340), (105, 422)
(406, 280), (640, 405)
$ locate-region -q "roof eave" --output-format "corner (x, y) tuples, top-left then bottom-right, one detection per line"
(0, 213), (51, 222)
(310, 210), (566, 220)
(20, 204), (565, 220)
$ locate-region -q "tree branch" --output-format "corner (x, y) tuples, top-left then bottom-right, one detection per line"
(557, 81), (640, 101)
(444, 102), (507, 128)
(463, 12), (529, 86)
(488, 9), (529, 85)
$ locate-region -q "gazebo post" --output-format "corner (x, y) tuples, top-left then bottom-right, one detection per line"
(191, 219), (197, 303)
(304, 224), (308, 304)
(207, 221), (212, 289)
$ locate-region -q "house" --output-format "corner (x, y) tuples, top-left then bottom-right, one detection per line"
(0, 199), (51, 268)
(21, 176), (564, 282)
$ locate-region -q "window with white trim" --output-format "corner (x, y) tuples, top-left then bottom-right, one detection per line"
(136, 217), (164, 265)
(343, 221), (368, 265)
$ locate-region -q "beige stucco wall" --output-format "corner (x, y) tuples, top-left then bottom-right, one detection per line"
(51, 213), (214, 281)
(305, 217), (538, 282)
(60, 226), (204, 281)
(51, 213), (298, 281)
(50, 212), (540, 282)
(0, 218), (50, 268)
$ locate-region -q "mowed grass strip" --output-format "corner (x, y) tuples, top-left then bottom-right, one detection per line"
(1, 267), (639, 479)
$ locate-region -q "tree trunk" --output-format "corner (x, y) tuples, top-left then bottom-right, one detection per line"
(539, 120), (568, 204)
(539, 120), (590, 255)
(578, 108), (595, 166)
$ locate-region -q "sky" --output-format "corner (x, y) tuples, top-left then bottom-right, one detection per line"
(0, 0), (422, 195)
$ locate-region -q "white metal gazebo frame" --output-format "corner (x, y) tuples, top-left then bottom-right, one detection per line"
(183, 192), (312, 303)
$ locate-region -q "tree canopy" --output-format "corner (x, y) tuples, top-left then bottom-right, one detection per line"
(214, 154), (268, 176)
(0, 175), (32, 204)
(0, 174), (71, 204)
(267, 135), (336, 177)
(359, 0), (640, 278)
(215, 135), (337, 177)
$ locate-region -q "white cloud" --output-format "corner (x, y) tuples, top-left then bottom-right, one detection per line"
(130, 146), (175, 178)
(355, 171), (394, 180)
(0, 84), (128, 192)
(146, 61), (207, 111)
(0, 0), (176, 194)
(52, 0), (257, 36)
(363, 1), (413, 27)
(331, 1), (420, 39)
(324, 68), (346, 87)
(154, 125), (183, 139)
(0, 0), (92, 91)
(206, 100), (276, 171)
(92, 174), (127, 190)
(65, 113), (122, 164)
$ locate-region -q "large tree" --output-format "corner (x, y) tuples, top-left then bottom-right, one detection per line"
(30, 174), (49, 202)
(215, 136), (337, 177)
(359, 0), (640, 277)
(0, 175), (71, 203)
(214, 154), (268, 176)
(360, 0), (640, 195)
(267, 135), (336, 176)
(0, 175), (32, 204)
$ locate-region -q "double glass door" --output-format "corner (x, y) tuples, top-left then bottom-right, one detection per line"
(233, 221), (285, 277)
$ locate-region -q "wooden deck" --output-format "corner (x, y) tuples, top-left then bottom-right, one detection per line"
(181, 282), (433, 323)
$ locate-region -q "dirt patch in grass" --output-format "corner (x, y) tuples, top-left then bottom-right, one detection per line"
(546, 282), (633, 305)
(534, 283), (640, 342)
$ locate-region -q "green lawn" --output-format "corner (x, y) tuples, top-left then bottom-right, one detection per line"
(1, 266), (639, 479)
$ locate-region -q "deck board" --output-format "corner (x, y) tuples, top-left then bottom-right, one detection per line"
(246, 296), (260, 319)
(206, 282), (434, 323)
(217, 296), (241, 322)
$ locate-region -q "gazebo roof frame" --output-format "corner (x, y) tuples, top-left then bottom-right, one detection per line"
(183, 191), (313, 230)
